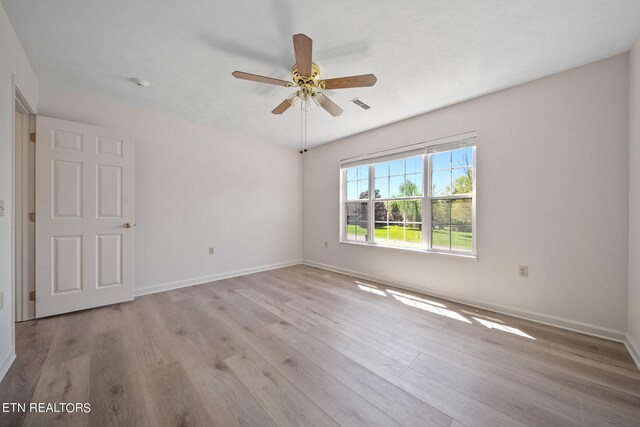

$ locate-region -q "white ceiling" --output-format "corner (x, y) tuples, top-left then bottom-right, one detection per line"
(4, 0), (640, 148)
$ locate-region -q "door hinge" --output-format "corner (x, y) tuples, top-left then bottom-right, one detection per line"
(29, 132), (36, 143)
(29, 212), (35, 222)
(29, 291), (35, 301)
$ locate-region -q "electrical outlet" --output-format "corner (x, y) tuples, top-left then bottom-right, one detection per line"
(519, 265), (529, 278)
(324, 241), (328, 248)
(209, 247), (215, 255)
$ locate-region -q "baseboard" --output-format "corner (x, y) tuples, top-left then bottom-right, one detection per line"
(302, 259), (628, 344)
(0, 346), (16, 382)
(134, 259), (303, 297)
(625, 334), (640, 369)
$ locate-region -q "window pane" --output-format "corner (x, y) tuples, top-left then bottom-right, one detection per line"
(374, 222), (390, 242)
(431, 198), (472, 252)
(390, 159), (404, 176)
(347, 181), (358, 200)
(452, 147), (473, 169)
(451, 199), (472, 252)
(451, 198), (472, 225)
(432, 225), (451, 250)
(346, 202), (368, 241)
(432, 199), (451, 250)
(432, 151), (450, 171)
(405, 156), (423, 174)
(375, 222), (405, 246)
(357, 179), (369, 199)
(384, 224), (422, 246)
(431, 199), (450, 225)
(405, 223), (423, 245)
(387, 201), (404, 222)
(452, 167), (473, 195)
(374, 177), (388, 198)
(451, 225), (472, 252)
(390, 176), (404, 197)
(405, 173), (423, 196)
(431, 170), (451, 196)
(346, 167), (357, 181)
(374, 162), (389, 178)
(403, 199), (422, 222)
(357, 165), (369, 180)
(374, 200), (423, 247)
(374, 202), (388, 221)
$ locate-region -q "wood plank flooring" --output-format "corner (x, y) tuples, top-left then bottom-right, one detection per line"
(1, 265), (639, 426)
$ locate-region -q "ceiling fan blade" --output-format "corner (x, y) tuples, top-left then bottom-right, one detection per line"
(232, 71), (291, 87)
(317, 93), (343, 117)
(321, 74), (377, 90)
(272, 98), (293, 114)
(292, 33), (313, 77)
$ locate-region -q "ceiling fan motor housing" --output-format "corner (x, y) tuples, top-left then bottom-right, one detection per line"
(292, 63), (324, 96)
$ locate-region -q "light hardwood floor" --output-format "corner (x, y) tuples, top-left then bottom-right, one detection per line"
(1, 265), (639, 426)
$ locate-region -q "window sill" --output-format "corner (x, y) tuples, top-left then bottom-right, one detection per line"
(338, 239), (478, 260)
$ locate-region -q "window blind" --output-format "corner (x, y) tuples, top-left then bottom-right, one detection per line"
(340, 132), (476, 168)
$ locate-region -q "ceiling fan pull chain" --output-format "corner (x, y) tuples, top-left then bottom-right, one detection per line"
(300, 102), (304, 154)
(304, 106), (308, 153)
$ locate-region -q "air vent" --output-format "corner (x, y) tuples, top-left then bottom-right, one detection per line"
(350, 98), (371, 110)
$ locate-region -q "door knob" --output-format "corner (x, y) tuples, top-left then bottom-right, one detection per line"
(123, 222), (133, 229)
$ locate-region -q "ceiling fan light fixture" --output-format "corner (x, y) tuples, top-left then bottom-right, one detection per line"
(287, 92), (299, 106)
(312, 92), (325, 107)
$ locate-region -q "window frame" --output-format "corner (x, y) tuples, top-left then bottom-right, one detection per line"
(339, 135), (477, 258)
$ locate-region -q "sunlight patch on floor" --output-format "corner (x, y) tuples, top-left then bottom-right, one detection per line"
(356, 282), (387, 296)
(386, 289), (447, 308)
(473, 317), (535, 339)
(392, 294), (472, 323)
(461, 309), (506, 324)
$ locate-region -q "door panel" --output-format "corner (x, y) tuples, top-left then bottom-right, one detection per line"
(52, 160), (82, 218)
(36, 116), (134, 317)
(53, 129), (82, 151)
(53, 235), (82, 293)
(96, 234), (122, 287)
(97, 164), (122, 218)
(97, 136), (122, 156)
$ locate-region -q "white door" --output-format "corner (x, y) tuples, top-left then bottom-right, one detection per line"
(35, 116), (135, 317)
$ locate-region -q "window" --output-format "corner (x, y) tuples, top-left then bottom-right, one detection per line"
(340, 134), (476, 255)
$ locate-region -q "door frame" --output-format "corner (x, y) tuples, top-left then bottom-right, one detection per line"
(11, 82), (35, 346)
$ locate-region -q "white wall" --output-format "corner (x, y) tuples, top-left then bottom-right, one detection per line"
(0, 3), (38, 377)
(629, 36), (640, 361)
(303, 54), (630, 338)
(38, 83), (302, 294)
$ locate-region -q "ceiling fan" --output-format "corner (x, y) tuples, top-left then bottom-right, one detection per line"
(232, 34), (377, 117)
